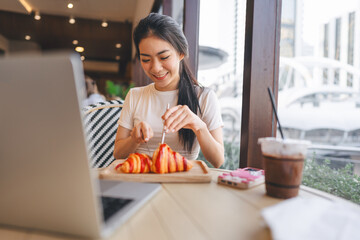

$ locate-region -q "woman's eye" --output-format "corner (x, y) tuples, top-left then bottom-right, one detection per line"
(141, 59), (150, 63)
(161, 56), (170, 60)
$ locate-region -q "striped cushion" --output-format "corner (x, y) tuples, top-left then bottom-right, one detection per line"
(83, 100), (123, 168)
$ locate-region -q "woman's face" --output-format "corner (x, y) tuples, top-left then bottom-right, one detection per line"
(139, 35), (184, 91)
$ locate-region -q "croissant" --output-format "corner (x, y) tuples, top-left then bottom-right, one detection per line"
(115, 153), (152, 173)
(151, 143), (193, 174)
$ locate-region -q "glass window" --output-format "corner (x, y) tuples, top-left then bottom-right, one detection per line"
(279, 0), (360, 204)
(198, 0), (246, 169)
(334, 69), (340, 84)
(281, 0), (296, 57)
(347, 73), (353, 87)
(322, 23), (329, 85)
(323, 69), (328, 84)
(335, 18), (341, 60)
(172, 1), (184, 26)
(348, 12), (355, 65)
(324, 23), (329, 58)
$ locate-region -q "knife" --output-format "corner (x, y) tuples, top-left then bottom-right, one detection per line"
(161, 103), (170, 144)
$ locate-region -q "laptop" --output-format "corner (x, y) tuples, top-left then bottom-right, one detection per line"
(0, 52), (161, 238)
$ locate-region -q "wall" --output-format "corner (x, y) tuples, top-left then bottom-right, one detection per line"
(131, 0), (154, 87)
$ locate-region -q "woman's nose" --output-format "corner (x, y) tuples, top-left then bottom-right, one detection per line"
(151, 59), (163, 72)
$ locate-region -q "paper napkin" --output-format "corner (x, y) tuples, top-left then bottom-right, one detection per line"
(261, 197), (360, 240)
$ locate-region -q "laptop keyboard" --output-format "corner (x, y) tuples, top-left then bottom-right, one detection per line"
(101, 196), (133, 222)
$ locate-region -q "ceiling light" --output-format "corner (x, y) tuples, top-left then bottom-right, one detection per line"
(34, 11), (41, 20)
(25, 35), (31, 40)
(115, 56), (120, 60)
(101, 20), (108, 28)
(72, 40), (78, 45)
(69, 16), (75, 24)
(75, 46), (84, 53)
(80, 56), (85, 61)
(115, 43), (122, 48)
(19, 0), (32, 13)
(67, 3), (73, 9)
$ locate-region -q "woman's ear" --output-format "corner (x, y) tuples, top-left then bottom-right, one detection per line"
(179, 53), (185, 61)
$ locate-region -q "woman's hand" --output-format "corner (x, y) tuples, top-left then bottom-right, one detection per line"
(131, 121), (154, 143)
(114, 121), (153, 159)
(161, 105), (224, 168)
(162, 105), (206, 133)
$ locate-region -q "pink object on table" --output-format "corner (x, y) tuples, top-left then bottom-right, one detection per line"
(218, 168), (265, 189)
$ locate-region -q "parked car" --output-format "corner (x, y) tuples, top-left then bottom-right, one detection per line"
(218, 87), (360, 147)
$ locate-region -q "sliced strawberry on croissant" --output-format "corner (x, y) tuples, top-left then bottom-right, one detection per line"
(151, 143), (193, 174)
(115, 153), (152, 173)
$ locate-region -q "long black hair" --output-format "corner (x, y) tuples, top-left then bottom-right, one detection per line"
(133, 13), (202, 152)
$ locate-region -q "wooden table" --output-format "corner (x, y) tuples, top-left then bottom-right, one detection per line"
(0, 169), (356, 240)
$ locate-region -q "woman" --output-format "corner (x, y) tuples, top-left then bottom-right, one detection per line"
(113, 13), (224, 168)
(83, 75), (105, 106)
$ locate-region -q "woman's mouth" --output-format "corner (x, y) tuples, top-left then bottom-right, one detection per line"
(152, 72), (168, 80)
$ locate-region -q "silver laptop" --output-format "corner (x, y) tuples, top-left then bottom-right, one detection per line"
(0, 52), (161, 238)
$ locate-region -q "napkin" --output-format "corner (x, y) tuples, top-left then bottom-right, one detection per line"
(261, 197), (360, 240)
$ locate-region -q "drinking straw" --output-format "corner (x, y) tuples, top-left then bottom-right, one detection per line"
(267, 87), (285, 139)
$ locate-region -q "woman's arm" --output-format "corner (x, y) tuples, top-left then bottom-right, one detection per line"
(113, 126), (137, 159)
(162, 105), (224, 168)
(194, 126), (224, 168)
(113, 122), (153, 159)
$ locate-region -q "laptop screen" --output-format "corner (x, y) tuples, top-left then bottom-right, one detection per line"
(0, 52), (105, 237)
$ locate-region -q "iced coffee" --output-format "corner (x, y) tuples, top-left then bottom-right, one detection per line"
(258, 137), (310, 199)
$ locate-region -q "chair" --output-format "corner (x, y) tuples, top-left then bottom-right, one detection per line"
(83, 99), (123, 168)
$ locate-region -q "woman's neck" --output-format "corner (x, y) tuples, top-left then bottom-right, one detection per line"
(154, 78), (180, 91)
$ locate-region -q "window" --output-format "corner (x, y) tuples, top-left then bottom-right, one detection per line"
(324, 24), (329, 58)
(323, 69), (328, 84)
(323, 24), (329, 84)
(279, 0), (360, 204)
(198, 0), (246, 169)
(348, 12), (355, 65)
(280, 0), (296, 57)
(335, 17), (341, 61)
(347, 73), (353, 87)
(334, 69), (340, 84)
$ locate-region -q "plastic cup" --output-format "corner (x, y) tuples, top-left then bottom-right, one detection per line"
(258, 137), (310, 199)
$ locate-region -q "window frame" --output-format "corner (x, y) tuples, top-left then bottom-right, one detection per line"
(240, 0), (282, 168)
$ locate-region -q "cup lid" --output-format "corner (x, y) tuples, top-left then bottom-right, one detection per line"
(258, 137), (311, 158)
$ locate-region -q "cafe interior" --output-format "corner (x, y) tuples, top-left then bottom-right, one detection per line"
(0, 0), (359, 239)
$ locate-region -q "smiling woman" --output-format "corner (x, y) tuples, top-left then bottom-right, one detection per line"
(113, 13), (225, 168)
(138, 36), (184, 91)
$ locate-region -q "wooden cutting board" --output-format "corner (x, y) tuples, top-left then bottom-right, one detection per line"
(98, 159), (212, 183)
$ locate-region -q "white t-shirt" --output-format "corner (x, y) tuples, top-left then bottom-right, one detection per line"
(117, 83), (223, 160)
